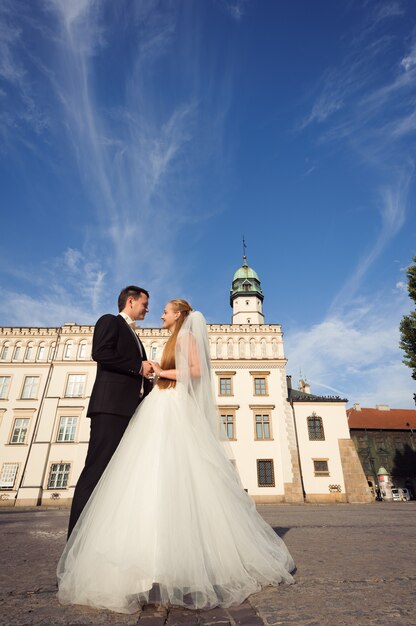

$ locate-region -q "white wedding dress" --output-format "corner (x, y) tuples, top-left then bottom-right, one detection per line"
(57, 313), (295, 613)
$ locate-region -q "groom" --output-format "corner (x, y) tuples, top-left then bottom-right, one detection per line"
(67, 285), (154, 538)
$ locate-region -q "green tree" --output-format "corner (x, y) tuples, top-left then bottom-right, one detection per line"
(399, 257), (416, 389)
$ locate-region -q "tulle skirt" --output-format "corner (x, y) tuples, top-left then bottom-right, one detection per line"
(57, 386), (295, 613)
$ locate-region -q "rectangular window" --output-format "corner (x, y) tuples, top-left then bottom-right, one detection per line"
(219, 377), (232, 396)
(313, 460), (329, 476)
(254, 377), (267, 395)
(0, 376), (11, 400)
(10, 418), (30, 444)
(308, 415), (325, 440)
(151, 347), (157, 360)
(48, 463), (71, 489)
(221, 413), (235, 440)
(21, 376), (39, 399)
(0, 463), (19, 489)
(78, 343), (87, 359)
(65, 375), (86, 398)
(257, 459), (275, 487)
(255, 413), (271, 439)
(57, 416), (78, 442)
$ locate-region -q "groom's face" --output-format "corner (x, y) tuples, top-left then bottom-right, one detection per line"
(129, 293), (149, 321)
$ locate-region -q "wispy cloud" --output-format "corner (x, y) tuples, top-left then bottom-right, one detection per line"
(294, 3), (415, 407)
(0, 246), (106, 326)
(217, 0), (249, 22)
(0, 1), (233, 325)
(300, 14), (416, 158)
(298, 3), (415, 306)
(330, 169), (412, 311)
(286, 287), (414, 408)
(0, 1), (51, 145)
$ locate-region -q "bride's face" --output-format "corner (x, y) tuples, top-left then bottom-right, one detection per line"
(161, 303), (180, 332)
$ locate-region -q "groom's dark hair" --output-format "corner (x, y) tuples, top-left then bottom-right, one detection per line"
(118, 285), (149, 312)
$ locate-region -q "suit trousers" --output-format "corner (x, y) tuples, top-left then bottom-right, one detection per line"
(67, 413), (131, 539)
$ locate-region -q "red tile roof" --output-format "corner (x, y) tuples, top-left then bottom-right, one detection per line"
(347, 407), (416, 430)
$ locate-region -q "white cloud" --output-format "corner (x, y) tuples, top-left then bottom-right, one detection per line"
(0, 247), (107, 326)
(401, 41), (416, 72)
(330, 171), (411, 311)
(0, 2), (234, 327)
(374, 2), (404, 24)
(286, 290), (415, 409)
(218, 0), (249, 22)
(300, 87), (344, 129)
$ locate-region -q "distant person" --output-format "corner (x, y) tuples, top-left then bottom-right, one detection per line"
(67, 286), (153, 538)
(58, 299), (294, 612)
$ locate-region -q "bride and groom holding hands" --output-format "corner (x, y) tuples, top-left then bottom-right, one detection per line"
(58, 285), (295, 613)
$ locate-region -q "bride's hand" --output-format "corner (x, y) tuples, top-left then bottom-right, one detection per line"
(149, 361), (162, 376)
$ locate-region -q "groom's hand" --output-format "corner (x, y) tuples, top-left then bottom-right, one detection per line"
(141, 360), (154, 378)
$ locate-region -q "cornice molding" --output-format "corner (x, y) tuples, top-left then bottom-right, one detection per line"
(212, 360), (287, 369)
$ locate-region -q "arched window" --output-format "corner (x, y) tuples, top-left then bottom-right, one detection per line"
(271, 339), (279, 358)
(307, 413), (325, 441)
(78, 341), (87, 360)
(48, 342), (56, 361)
(64, 341), (72, 359)
(250, 338), (256, 357)
(216, 338), (223, 358)
(150, 344), (158, 360)
(0, 342), (10, 360)
(25, 342), (35, 360)
(37, 342), (46, 361)
(238, 339), (246, 358)
(227, 339), (233, 358)
(13, 342), (22, 360)
(260, 338), (267, 358)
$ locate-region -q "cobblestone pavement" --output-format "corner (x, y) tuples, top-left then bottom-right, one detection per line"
(0, 503), (415, 626)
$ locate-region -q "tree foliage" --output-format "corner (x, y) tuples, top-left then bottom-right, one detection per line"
(399, 256), (416, 382)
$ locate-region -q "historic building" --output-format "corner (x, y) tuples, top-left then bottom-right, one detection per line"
(348, 404), (416, 497)
(0, 257), (371, 506)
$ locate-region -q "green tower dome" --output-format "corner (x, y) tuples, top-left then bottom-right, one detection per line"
(230, 257), (264, 306)
(232, 264), (260, 282)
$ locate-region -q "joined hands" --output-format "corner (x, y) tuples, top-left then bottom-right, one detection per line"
(141, 360), (154, 379)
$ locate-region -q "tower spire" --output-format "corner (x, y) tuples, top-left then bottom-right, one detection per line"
(230, 247), (264, 324)
(242, 236), (247, 266)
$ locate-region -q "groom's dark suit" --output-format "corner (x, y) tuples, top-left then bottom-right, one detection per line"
(67, 313), (152, 538)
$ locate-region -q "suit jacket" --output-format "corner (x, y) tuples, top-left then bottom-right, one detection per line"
(87, 314), (152, 418)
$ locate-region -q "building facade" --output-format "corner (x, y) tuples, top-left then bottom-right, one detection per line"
(0, 258), (371, 506)
(348, 404), (416, 498)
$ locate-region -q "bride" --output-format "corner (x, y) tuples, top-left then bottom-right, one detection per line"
(57, 299), (295, 613)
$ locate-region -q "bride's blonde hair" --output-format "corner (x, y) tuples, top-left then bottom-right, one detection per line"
(157, 299), (193, 389)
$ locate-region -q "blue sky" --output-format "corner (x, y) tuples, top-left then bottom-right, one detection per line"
(1, 0), (415, 407)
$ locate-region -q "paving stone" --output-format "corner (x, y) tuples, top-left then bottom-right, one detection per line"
(198, 607), (230, 625)
(165, 608), (199, 626)
(1, 503), (416, 626)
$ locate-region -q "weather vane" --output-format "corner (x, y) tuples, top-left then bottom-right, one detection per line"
(243, 236), (247, 261)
